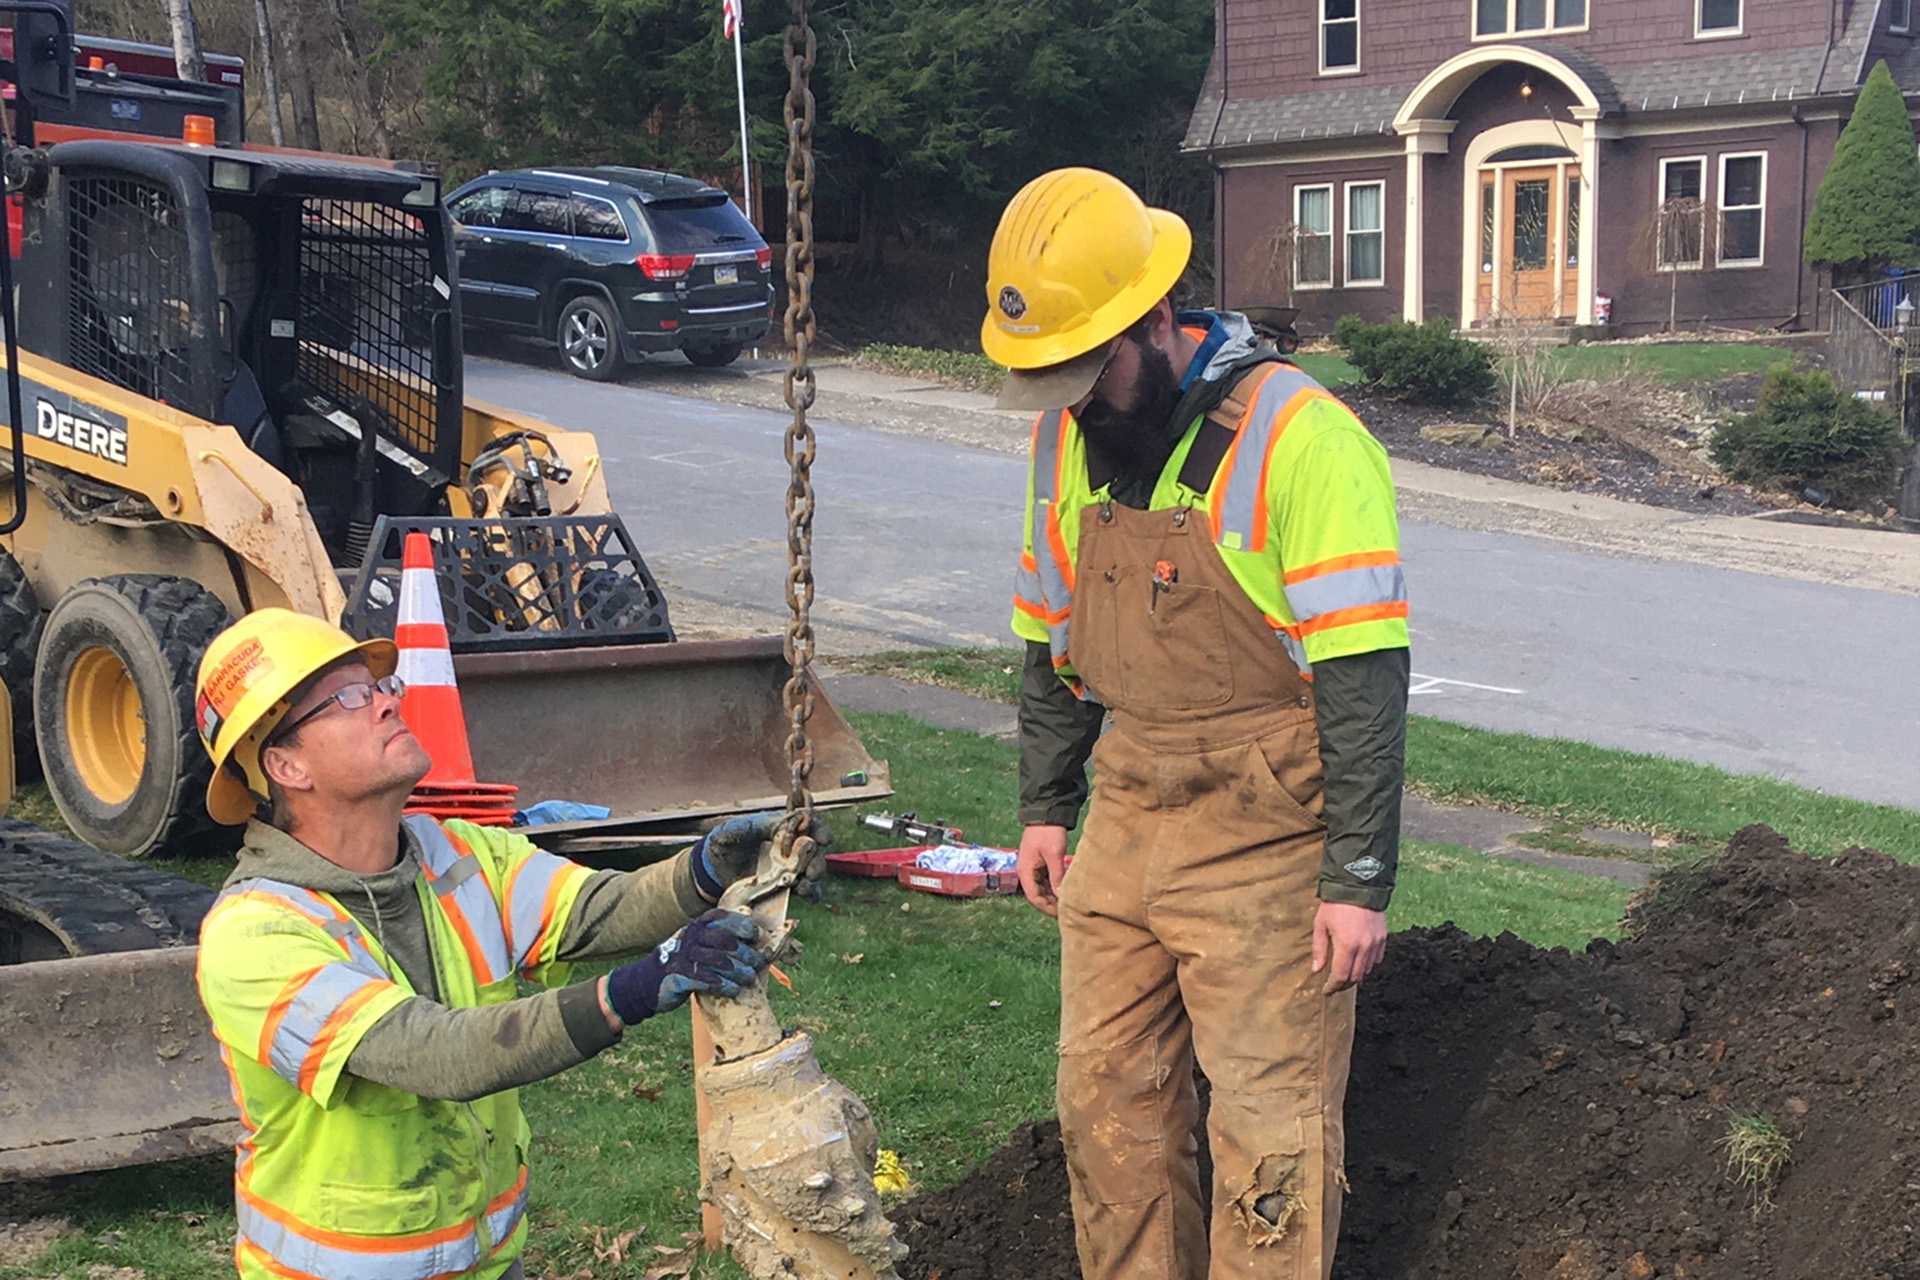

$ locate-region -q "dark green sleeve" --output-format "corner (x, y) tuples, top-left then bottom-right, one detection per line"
(1311, 647), (1409, 911)
(1018, 640), (1106, 828)
(554, 853), (709, 964)
(346, 982), (621, 1103)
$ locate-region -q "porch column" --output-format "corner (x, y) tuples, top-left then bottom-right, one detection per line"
(1394, 120), (1456, 323)
(1571, 107), (1608, 326)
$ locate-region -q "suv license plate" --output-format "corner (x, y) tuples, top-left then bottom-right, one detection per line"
(713, 265), (738, 285)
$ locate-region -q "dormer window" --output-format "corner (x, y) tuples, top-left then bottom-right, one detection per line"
(1474, 0), (1586, 38)
(1895, 0), (1912, 34)
(1697, 0), (1742, 37)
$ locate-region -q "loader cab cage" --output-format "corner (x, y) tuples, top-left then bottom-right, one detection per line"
(14, 141), (464, 556)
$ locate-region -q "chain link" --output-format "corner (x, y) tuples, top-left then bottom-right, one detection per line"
(778, 0), (819, 870)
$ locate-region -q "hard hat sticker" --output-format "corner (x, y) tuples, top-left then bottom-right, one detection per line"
(204, 637), (274, 717)
(998, 285), (1028, 320)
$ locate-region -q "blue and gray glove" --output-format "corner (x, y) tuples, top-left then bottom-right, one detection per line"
(690, 811), (834, 902)
(605, 909), (768, 1024)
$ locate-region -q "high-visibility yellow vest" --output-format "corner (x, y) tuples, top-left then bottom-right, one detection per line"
(196, 815), (597, 1280)
(1012, 361), (1409, 697)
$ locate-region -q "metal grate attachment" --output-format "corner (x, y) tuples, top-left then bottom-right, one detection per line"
(295, 200), (440, 460)
(65, 176), (195, 409)
(341, 515), (676, 652)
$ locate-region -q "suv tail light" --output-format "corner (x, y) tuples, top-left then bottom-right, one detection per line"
(755, 246), (773, 271)
(637, 253), (696, 281)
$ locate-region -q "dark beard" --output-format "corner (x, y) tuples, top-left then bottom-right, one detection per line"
(1076, 342), (1182, 480)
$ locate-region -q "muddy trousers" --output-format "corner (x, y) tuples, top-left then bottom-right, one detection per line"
(1056, 725), (1357, 1280)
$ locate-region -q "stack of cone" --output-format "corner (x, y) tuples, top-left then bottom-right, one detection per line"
(395, 532), (521, 826)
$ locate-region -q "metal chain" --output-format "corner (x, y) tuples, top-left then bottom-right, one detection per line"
(778, 0), (819, 870)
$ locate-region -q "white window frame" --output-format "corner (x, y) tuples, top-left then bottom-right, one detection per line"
(1472, 0), (1588, 41)
(1655, 156), (1708, 272)
(1695, 0), (1743, 39)
(1894, 0), (1912, 33)
(1320, 0), (1361, 76)
(1294, 184), (1335, 290)
(1343, 180), (1386, 287)
(1716, 151), (1767, 268)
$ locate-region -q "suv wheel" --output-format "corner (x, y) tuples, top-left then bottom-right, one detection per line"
(684, 342), (744, 369)
(558, 295), (622, 381)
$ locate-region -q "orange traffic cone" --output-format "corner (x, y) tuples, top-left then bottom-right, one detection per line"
(395, 532), (519, 825)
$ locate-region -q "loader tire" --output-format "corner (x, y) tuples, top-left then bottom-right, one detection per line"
(0, 548), (42, 778)
(34, 576), (238, 859)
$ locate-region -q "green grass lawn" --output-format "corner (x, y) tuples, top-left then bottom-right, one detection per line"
(1547, 341), (1796, 384)
(834, 647), (1920, 862)
(0, 710), (1632, 1279)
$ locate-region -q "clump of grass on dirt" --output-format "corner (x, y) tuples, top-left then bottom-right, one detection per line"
(856, 344), (1005, 394)
(1718, 1112), (1792, 1207)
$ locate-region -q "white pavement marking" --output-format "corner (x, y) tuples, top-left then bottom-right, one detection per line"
(1408, 672), (1526, 697)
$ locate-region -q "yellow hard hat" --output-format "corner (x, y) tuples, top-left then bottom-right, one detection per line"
(194, 609), (396, 825)
(981, 167), (1192, 411)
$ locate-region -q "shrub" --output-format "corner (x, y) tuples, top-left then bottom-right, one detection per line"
(1709, 367), (1905, 508)
(1332, 317), (1497, 407)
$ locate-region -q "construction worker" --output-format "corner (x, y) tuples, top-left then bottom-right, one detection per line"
(190, 609), (821, 1280)
(986, 168), (1410, 1280)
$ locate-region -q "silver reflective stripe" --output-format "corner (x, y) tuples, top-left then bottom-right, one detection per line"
(1275, 629), (1313, 679)
(266, 965), (386, 1087)
(406, 815), (512, 985)
(1213, 365), (1320, 549)
(237, 1199), (478, 1279)
(1284, 563), (1406, 624)
(1013, 559), (1043, 607)
(503, 850), (577, 974)
(229, 878), (385, 976)
(485, 1178), (529, 1251)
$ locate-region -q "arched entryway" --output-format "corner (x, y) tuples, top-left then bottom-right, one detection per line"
(1393, 46), (1609, 327)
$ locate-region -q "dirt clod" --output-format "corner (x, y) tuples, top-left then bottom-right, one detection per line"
(894, 826), (1920, 1278)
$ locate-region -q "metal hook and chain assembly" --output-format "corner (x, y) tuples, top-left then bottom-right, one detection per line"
(691, 5), (905, 1275)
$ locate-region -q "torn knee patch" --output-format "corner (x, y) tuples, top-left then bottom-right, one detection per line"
(1232, 1153), (1309, 1246)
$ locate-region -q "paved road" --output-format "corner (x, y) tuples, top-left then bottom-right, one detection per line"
(466, 353), (1919, 810)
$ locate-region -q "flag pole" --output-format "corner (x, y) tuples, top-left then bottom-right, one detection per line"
(733, 10), (753, 227)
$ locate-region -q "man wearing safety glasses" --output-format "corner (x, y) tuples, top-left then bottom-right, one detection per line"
(189, 608), (821, 1280)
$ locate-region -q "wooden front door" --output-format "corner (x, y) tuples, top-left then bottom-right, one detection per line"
(1478, 163), (1582, 322)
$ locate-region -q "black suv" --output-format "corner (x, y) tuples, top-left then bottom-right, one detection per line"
(446, 167), (773, 381)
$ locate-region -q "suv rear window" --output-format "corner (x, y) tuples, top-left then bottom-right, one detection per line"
(643, 196), (757, 249)
(504, 190), (571, 235)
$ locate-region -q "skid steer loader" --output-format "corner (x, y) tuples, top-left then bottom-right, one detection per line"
(1, 3), (894, 1220)
(0, 5), (886, 862)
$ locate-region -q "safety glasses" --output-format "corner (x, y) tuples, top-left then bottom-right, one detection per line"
(272, 673), (406, 745)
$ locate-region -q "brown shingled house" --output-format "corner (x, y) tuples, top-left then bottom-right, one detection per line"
(1188, 0), (1919, 335)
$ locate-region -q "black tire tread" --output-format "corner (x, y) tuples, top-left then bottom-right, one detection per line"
(40, 575), (236, 858)
(0, 816), (217, 957)
(0, 548), (41, 767)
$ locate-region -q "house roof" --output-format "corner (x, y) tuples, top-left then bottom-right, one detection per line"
(1186, 29), (1863, 154)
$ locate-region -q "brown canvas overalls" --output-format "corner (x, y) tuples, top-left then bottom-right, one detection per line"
(1056, 496), (1356, 1280)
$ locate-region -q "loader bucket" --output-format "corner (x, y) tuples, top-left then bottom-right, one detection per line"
(454, 636), (891, 849)
(0, 947), (240, 1181)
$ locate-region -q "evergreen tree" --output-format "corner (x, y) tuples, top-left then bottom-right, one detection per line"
(1804, 59), (1920, 272)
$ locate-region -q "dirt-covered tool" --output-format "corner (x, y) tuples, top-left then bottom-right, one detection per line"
(691, 5), (903, 1273)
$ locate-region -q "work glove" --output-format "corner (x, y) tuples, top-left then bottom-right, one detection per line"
(605, 909), (768, 1025)
(690, 811), (834, 902)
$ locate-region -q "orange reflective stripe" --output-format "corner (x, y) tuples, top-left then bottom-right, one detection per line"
(1207, 364), (1285, 542)
(1020, 549), (1038, 573)
(295, 981), (388, 1097)
(256, 965), (326, 1067)
(1296, 600), (1410, 638)
(1014, 593), (1070, 624)
(236, 1177), (481, 1256)
(486, 1165), (529, 1217)
(1047, 417), (1077, 593)
(1248, 388), (1335, 554)
(1284, 548), (1401, 586)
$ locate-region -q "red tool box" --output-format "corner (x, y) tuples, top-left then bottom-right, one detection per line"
(826, 847), (1071, 899)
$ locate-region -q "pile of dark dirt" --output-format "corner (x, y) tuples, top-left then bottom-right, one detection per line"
(893, 826), (1920, 1279)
